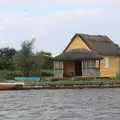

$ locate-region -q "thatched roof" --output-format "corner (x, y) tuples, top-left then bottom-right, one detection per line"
(64, 33), (120, 56)
(54, 49), (103, 61)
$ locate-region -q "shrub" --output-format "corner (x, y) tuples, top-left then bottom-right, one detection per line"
(41, 71), (53, 77)
(0, 71), (23, 80)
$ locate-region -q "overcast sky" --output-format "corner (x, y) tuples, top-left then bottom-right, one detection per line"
(0, 0), (120, 55)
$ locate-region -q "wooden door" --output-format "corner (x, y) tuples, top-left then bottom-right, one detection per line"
(75, 61), (82, 76)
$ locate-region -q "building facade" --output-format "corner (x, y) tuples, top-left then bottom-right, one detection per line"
(54, 33), (120, 78)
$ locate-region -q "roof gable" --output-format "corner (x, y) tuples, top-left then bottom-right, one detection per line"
(64, 33), (120, 56)
(64, 35), (90, 52)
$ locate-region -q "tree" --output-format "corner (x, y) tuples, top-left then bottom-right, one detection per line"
(40, 51), (52, 57)
(0, 48), (17, 70)
(13, 40), (35, 76)
(13, 39), (53, 77)
(36, 51), (53, 69)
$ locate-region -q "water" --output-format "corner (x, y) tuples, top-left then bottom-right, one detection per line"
(0, 89), (120, 120)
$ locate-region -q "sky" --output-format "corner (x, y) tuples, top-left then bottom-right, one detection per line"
(0, 0), (120, 55)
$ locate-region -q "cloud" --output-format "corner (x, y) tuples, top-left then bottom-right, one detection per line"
(0, 0), (120, 54)
(0, 26), (5, 30)
(0, 0), (120, 7)
(51, 9), (102, 21)
(0, 11), (58, 51)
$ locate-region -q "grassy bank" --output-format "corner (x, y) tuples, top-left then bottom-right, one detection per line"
(0, 70), (53, 82)
(22, 77), (119, 86)
(0, 70), (120, 86)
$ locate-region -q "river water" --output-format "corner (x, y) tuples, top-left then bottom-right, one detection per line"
(0, 89), (120, 120)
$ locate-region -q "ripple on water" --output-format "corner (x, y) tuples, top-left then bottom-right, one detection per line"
(0, 89), (120, 120)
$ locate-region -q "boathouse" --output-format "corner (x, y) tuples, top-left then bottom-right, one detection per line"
(54, 33), (120, 78)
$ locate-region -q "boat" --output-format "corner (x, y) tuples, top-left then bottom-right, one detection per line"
(0, 82), (24, 90)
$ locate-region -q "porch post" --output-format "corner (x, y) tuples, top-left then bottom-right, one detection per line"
(54, 61), (63, 78)
(99, 60), (101, 76)
(99, 60), (100, 69)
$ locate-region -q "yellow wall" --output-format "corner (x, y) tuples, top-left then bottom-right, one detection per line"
(100, 56), (120, 77)
(64, 61), (75, 74)
(66, 36), (90, 52)
(63, 57), (120, 77)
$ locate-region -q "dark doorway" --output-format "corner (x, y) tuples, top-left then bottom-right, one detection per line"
(75, 61), (82, 76)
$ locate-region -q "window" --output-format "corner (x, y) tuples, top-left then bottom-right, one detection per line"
(104, 57), (109, 68)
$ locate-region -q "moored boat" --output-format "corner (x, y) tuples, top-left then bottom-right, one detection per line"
(0, 82), (24, 90)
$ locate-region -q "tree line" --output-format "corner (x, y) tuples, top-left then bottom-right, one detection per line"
(0, 40), (53, 77)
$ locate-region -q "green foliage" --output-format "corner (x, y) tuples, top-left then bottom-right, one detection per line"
(0, 40), (53, 79)
(40, 51), (52, 56)
(41, 70), (53, 77)
(0, 48), (16, 70)
(36, 51), (53, 69)
(13, 40), (35, 75)
(21, 40), (34, 56)
(0, 70), (53, 81)
(42, 57), (53, 69)
(0, 71), (23, 80)
(34, 52), (46, 70)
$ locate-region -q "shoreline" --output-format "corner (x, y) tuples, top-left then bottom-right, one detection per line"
(23, 81), (120, 89)
(1, 81), (120, 90)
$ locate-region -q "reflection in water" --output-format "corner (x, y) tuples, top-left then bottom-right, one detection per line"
(0, 89), (120, 120)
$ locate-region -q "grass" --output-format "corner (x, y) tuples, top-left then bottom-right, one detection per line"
(22, 77), (119, 85)
(0, 71), (119, 85)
